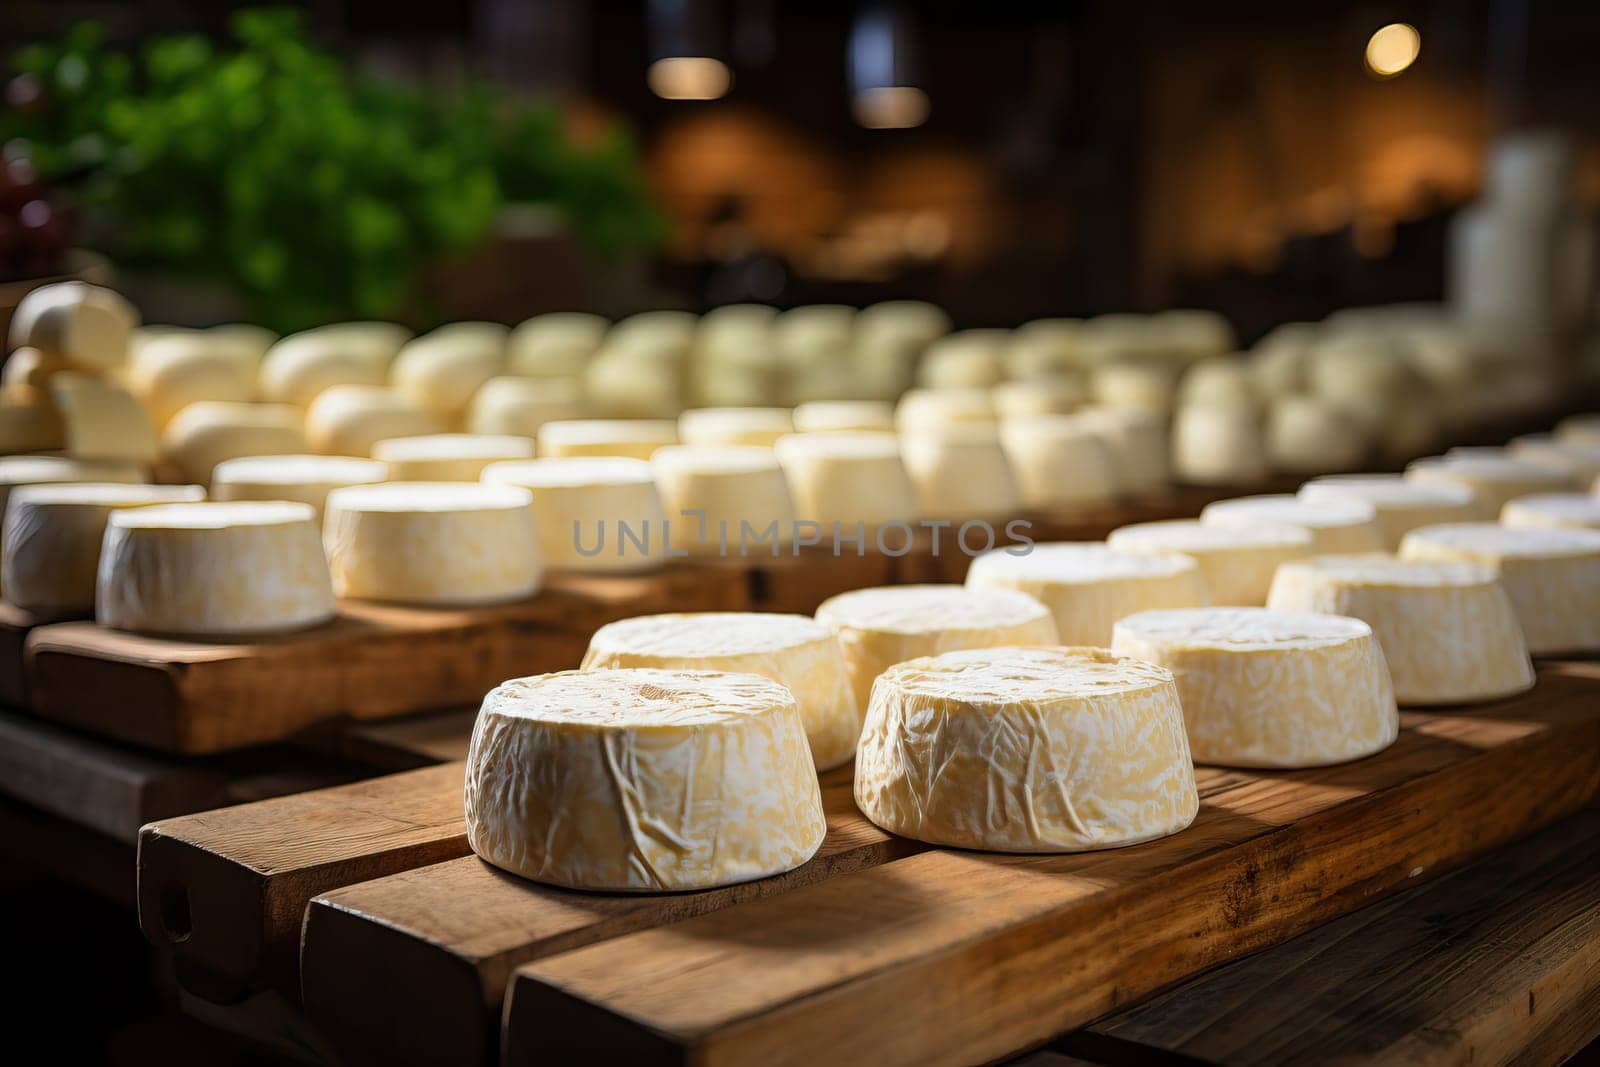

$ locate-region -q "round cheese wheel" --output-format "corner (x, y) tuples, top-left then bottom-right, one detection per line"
(855, 646), (1198, 851)
(791, 400), (894, 434)
(128, 340), (256, 430)
(1112, 608), (1398, 767)
(259, 322), (408, 408)
(1200, 494), (1383, 554)
(1507, 434), (1600, 484)
(773, 432), (916, 531)
(210, 454), (387, 518)
(584, 612), (860, 769)
(9, 281), (136, 370)
(1555, 413), (1600, 446)
(1004, 319), (1086, 379)
(1501, 493), (1600, 531)
(0, 383), (64, 452)
(1072, 408), (1170, 495)
(774, 305), (855, 366)
(894, 388), (996, 432)
(678, 407), (794, 447)
(97, 501), (335, 636)
(999, 415), (1118, 510)
(1108, 519), (1310, 605)
(506, 312), (607, 379)
(161, 401), (308, 484)
(1399, 523), (1600, 654)
(1171, 403), (1269, 486)
(466, 377), (580, 438)
(992, 378), (1085, 420)
(916, 330), (1007, 389)
(50, 373), (159, 464)
(583, 348), (683, 418)
(966, 543), (1206, 645)
(483, 456), (664, 573)
(304, 385), (442, 457)
(1179, 357), (1256, 406)
(815, 584), (1058, 711)
(1405, 455), (1573, 518)
(0, 456), (146, 537)
(390, 328), (505, 421)
(1267, 554), (1535, 704)
(371, 433), (533, 482)
(855, 300), (950, 354)
(1155, 309), (1235, 361)
(1265, 395), (1372, 474)
(1090, 362), (1178, 415)
(464, 668), (825, 891)
(536, 419), (678, 461)
(651, 445), (794, 556)
(901, 428), (1019, 522)
(1298, 475), (1477, 550)
(324, 482), (541, 605)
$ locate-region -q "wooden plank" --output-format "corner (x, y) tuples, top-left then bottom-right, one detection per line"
(298, 764), (922, 1066)
(695, 548), (899, 615)
(0, 794), (134, 906)
(26, 564), (747, 754)
(308, 706), (479, 771)
(1066, 808), (1600, 1066)
(0, 599), (54, 705)
(137, 761), (470, 1003)
(500, 662), (1600, 1067)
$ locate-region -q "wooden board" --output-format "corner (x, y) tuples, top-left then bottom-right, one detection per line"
(499, 661), (1600, 1067)
(137, 762), (471, 1003)
(25, 565), (747, 754)
(1059, 808), (1600, 1066)
(694, 548), (898, 615)
(0, 599), (54, 706)
(299, 765), (921, 1066)
(307, 707), (479, 771)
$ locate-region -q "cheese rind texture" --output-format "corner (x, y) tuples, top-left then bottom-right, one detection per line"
(1398, 523), (1600, 654)
(210, 454), (388, 518)
(1405, 456), (1572, 518)
(773, 432), (916, 529)
(1107, 519), (1310, 606)
(815, 584), (1059, 711)
(371, 433), (533, 481)
(464, 668), (826, 891)
(966, 543), (1207, 645)
(583, 612), (860, 770)
(96, 501), (335, 636)
(1200, 494), (1384, 554)
(998, 416), (1118, 509)
(1171, 403), (1269, 486)
(901, 429), (1020, 521)
(854, 646), (1198, 851)
(1111, 608), (1398, 767)
(1266, 554), (1535, 704)
(651, 445), (795, 556)
(0, 456), (146, 526)
(483, 457), (666, 573)
(1501, 493), (1600, 531)
(1298, 475), (1477, 550)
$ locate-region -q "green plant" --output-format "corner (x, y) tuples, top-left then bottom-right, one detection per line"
(3, 10), (664, 331)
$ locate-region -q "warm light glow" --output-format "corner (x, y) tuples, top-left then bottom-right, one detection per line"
(853, 86), (930, 129)
(647, 57), (731, 100)
(1365, 23), (1420, 78)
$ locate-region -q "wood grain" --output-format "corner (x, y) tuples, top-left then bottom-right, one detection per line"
(308, 707), (480, 771)
(500, 662), (1600, 1067)
(137, 761), (470, 1003)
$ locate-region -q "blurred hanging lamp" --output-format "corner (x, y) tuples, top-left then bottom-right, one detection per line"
(1364, 22), (1421, 78)
(648, 0), (732, 100)
(849, 3), (929, 128)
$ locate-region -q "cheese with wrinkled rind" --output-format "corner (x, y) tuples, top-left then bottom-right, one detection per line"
(1297, 475), (1477, 550)
(1107, 519), (1310, 606)
(1200, 494), (1384, 554)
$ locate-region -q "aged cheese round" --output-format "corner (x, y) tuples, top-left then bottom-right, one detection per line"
(1298, 475), (1478, 550)
(50, 373), (159, 464)
(791, 400), (894, 434)
(1502, 493), (1600, 531)
(815, 584), (1059, 711)
(482, 457), (665, 573)
(210, 454), (388, 518)
(161, 401), (308, 483)
(1555, 414), (1600, 446)
(466, 377), (581, 437)
(2, 483), (205, 614)
(775, 305), (856, 366)
(651, 445), (794, 556)
(1107, 519), (1310, 606)
(1072, 408), (1170, 494)
(1179, 357), (1256, 407)
(1266, 395), (1371, 474)
(259, 322), (408, 408)
(966, 543), (1206, 645)
(1171, 403), (1269, 486)
(583, 347), (682, 418)
(9, 281), (137, 371)
(305, 385), (443, 457)
(773, 432), (916, 531)
(390, 328), (506, 422)
(1004, 319), (1086, 379)
(1406, 455), (1573, 518)
(992, 378), (1085, 419)
(678, 407), (794, 447)
(1090, 362), (1178, 415)
(97, 501), (335, 636)
(464, 668), (825, 891)
(127, 338), (257, 430)
(583, 612), (860, 770)
(1200, 494), (1383, 554)
(901, 428), (1020, 522)
(1399, 523), (1600, 654)
(1507, 434), (1600, 485)
(854, 646), (1198, 852)
(1112, 608), (1398, 767)
(998, 415), (1118, 509)
(1267, 555), (1535, 704)
(916, 330), (1007, 388)
(0, 383), (64, 452)
(506, 312), (607, 379)
(324, 482), (541, 605)
(536, 419), (678, 460)
(0, 455), (146, 530)
(371, 433), (533, 482)
(894, 388), (996, 432)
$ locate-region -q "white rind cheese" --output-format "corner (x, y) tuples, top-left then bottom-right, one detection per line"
(993, 378), (1085, 419)
(1554, 413), (1600, 446)
(371, 433), (534, 482)
(900, 428), (1020, 522)
(790, 400), (895, 434)
(97, 501), (335, 636)
(50, 373), (159, 463)
(9, 282), (137, 371)
(1406, 455), (1573, 518)
(998, 416), (1118, 510)
(1508, 434), (1600, 485)
(1107, 519), (1311, 606)
(210, 454), (387, 518)
(1298, 475), (1478, 550)
(161, 401), (309, 483)
(0, 383), (63, 453)
(815, 584), (1059, 711)
(389, 329), (505, 421)
(966, 543), (1208, 645)
(1171, 403), (1269, 486)
(678, 407), (795, 447)
(651, 445), (795, 555)
(1072, 408), (1170, 495)
(854, 646), (1198, 851)
(1399, 523), (1600, 654)
(2, 483), (205, 614)
(1266, 554), (1535, 705)
(464, 668), (825, 891)
(536, 419), (678, 460)
(773, 432), (916, 530)
(466, 377), (580, 437)
(259, 322), (408, 408)
(1265, 395), (1371, 474)
(1200, 494), (1384, 554)
(1111, 607), (1398, 768)
(506, 312), (607, 378)
(0, 456), (146, 529)
(583, 612), (860, 770)
(1501, 493), (1600, 531)
(894, 388), (996, 432)
(128, 340), (257, 430)
(482, 456), (665, 573)
(304, 385), (442, 457)
(324, 482), (541, 605)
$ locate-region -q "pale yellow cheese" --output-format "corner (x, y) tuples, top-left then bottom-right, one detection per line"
(651, 444), (795, 556)
(210, 454), (387, 518)
(1501, 493), (1600, 531)
(506, 312), (607, 378)
(536, 419), (678, 460)
(815, 584), (1059, 712)
(854, 646), (1198, 851)
(0, 383), (63, 452)
(1178, 357), (1256, 406)
(1171, 402), (1269, 486)
(161, 401), (308, 483)
(464, 668), (825, 891)
(1111, 607), (1397, 767)
(0, 455), (146, 527)
(97, 501), (335, 636)
(127, 336), (257, 430)
(1, 483), (204, 614)
(1107, 519), (1311, 605)
(371, 433), (533, 482)
(1200, 494), (1384, 554)
(323, 482), (541, 605)
(259, 322), (409, 407)
(999, 415), (1119, 509)
(1399, 523), (1600, 654)
(304, 385), (442, 456)
(772, 432), (917, 531)
(992, 378), (1085, 419)
(582, 347), (683, 418)
(466, 377), (581, 437)
(50, 373), (159, 463)
(1267, 554), (1535, 705)
(3, 346), (81, 389)
(1072, 408), (1170, 495)
(1090, 362), (1178, 415)
(791, 400), (895, 434)
(482, 456), (665, 573)
(894, 388), (996, 433)
(678, 407), (794, 447)
(966, 543), (1207, 645)
(9, 281), (137, 371)
(1265, 394), (1371, 474)
(1406, 455), (1573, 518)
(1507, 434), (1600, 484)
(900, 428), (1019, 522)
(1555, 413), (1600, 446)
(916, 330), (1007, 388)
(1004, 318), (1086, 379)
(1298, 475), (1478, 550)
(583, 612), (860, 770)
(390, 328), (506, 421)
(775, 305), (856, 366)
